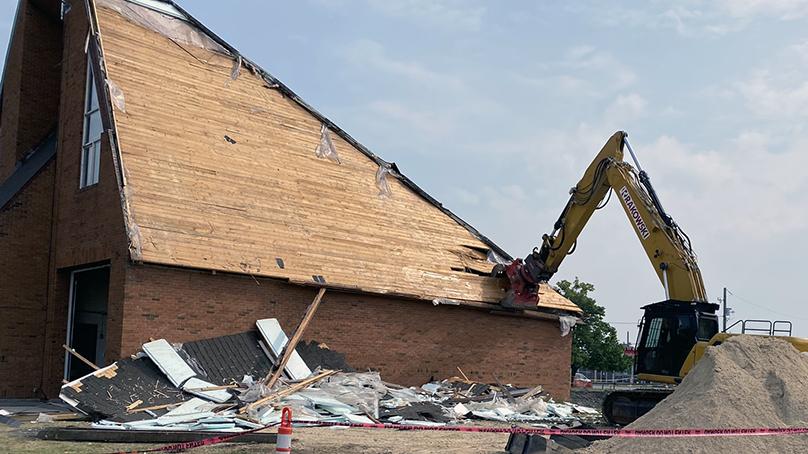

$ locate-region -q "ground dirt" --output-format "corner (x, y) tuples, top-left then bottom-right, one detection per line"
(0, 420), (511, 453)
(586, 335), (808, 453)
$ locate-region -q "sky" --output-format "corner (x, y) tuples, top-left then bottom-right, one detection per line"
(2, 0), (808, 340)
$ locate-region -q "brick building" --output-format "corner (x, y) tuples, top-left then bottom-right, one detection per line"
(0, 0), (581, 400)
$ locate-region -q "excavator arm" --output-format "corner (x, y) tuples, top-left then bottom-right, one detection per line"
(497, 131), (707, 307)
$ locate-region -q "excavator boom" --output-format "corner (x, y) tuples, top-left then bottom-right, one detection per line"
(497, 131), (706, 308)
(495, 131), (716, 425)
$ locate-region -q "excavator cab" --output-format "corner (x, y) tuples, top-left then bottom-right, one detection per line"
(602, 301), (720, 425)
(635, 300), (720, 381)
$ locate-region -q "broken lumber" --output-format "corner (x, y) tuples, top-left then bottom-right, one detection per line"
(183, 384), (239, 392)
(126, 400), (143, 411)
(63, 344), (100, 370)
(263, 287), (326, 387)
(243, 369), (336, 414)
(128, 402), (179, 413)
(456, 366), (471, 382)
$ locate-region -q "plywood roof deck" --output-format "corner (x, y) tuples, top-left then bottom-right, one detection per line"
(94, 2), (580, 314)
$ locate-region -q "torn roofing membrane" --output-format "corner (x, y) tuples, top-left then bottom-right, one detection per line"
(100, 0), (511, 263)
(97, 0), (227, 53)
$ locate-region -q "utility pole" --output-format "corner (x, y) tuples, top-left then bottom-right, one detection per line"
(722, 287), (727, 332)
(627, 330), (634, 385)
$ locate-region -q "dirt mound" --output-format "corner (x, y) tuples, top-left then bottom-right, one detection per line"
(587, 335), (808, 453)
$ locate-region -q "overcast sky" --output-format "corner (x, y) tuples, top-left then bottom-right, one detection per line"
(2, 0), (807, 339)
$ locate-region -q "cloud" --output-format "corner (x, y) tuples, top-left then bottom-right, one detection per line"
(639, 133), (808, 237)
(733, 40), (808, 119)
(605, 93), (647, 122)
(568, 1), (808, 36)
(513, 46), (637, 97)
(716, 0), (808, 20)
(450, 187), (481, 206)
(312, 0), (485, 31)
(340, 39), (465, 91)
(735, 70), (808, 117)
(333, 38), (508, 150)
(788, 41), (808, 62)
(562, 46), (637, 90)
(365, 0), (486, 31)
(366, 100), (456, 138)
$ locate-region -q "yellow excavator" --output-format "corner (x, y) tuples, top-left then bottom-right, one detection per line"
(494, 131), (808, 425)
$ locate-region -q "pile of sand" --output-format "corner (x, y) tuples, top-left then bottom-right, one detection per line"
(587, 335), (808, 453)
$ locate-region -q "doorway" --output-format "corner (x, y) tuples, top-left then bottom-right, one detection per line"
(65, 265), (110, 381)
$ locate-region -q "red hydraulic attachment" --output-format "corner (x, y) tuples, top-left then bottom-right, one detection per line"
(498, 257), (543, 309)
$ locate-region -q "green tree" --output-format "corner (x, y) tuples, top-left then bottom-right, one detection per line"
(556, 278), (631, 373)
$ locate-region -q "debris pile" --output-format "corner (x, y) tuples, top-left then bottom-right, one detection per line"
(59, 318), (599, 433)
(296, 341), (355, 373)
(587, 335), (808, 453)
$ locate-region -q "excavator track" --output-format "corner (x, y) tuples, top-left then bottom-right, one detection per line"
(602, 388), (674, 426)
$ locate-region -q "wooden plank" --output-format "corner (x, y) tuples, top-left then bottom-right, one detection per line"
(63, 344), (100, 371)
(127, 402), (179, 413)
(264, 288), (326, 387)
(125, 400), (143, 411)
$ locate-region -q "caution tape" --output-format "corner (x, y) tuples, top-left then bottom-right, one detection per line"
(292, 420), (808, 438)
(115, 421), (808, 453)
(112, 424), (278, 454)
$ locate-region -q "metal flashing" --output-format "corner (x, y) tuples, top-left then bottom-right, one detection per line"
(125, 0), (186, 21)
(0, 131), (57, 210)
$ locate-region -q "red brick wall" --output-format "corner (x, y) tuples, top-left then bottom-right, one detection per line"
(0, 0), (62, 181)
(37, 0), (129, 396)
(0, 0), (129, 397)
(122, 264), (573, 399)
(0, 0), (63, 398)
(0, 161), (55, 398)
(0, 2), (26, 180)
(51, 0), (127, 269)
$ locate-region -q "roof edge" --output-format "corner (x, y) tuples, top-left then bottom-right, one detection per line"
(132, 260), (578, 319)
(85, 0), (143, 260)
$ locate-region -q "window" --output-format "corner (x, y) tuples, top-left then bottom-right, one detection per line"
(80, 56), (103, 188)
(697, 316), (718, 341)
(644, 318), (663, 348)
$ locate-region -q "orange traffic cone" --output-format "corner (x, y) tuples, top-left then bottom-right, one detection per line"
(276, 407), (293, 453)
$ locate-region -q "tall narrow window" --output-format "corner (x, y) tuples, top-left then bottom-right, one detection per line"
(80, 57), (102, 188)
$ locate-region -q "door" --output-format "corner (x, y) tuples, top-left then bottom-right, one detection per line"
(65, 265), (110, 381)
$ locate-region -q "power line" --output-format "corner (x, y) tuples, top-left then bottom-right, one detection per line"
(726, 289), (808, 321)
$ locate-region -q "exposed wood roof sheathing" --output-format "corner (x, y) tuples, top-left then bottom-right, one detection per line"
(93, 1), (580, 313)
